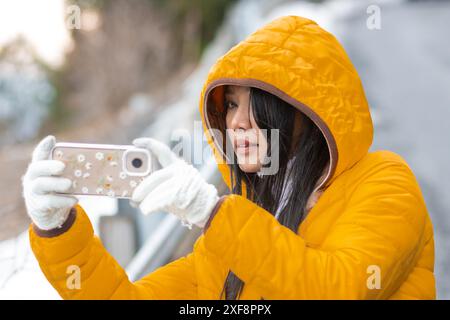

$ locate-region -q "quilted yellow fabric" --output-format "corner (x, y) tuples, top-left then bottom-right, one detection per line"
(29, 15), (435, 299)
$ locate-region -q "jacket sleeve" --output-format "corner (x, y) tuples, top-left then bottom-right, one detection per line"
(29, 204), (198, 299)
(202, 160), (432, 299)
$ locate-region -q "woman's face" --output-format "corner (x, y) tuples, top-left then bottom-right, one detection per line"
(225, 85), (268, 173)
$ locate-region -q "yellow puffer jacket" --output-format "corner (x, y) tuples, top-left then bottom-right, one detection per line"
(29, 15), (435, 299)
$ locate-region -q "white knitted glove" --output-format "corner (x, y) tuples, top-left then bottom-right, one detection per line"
(22, 135), (78, 230)
(131, 138), (219, 229)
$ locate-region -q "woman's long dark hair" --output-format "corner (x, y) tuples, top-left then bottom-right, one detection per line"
(221, 87), (330, 300)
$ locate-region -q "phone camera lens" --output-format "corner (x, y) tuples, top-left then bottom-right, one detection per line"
(132, 158), (143, 169)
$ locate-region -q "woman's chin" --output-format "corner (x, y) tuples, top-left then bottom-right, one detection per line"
(238, 162), (262, 173)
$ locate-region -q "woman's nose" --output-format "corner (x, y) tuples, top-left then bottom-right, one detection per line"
(229, 106), (251, 130)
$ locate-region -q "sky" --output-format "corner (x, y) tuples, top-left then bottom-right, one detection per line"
(0, 0), (72, 67)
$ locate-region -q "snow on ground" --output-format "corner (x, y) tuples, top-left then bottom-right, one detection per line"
(0, 231), (60, 299)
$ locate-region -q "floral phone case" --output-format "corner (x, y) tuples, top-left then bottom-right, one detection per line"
(50, 142), (155, 199)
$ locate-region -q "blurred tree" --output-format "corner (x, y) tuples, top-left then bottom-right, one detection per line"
(153, 0), (238, 53)
(58, 0), (236, 131)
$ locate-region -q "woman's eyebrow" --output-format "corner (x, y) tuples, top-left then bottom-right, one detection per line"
(224, 93), (236, 101)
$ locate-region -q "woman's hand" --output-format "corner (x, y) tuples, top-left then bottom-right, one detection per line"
(22, 135), (78, 230)
(131, 137), (219, 229)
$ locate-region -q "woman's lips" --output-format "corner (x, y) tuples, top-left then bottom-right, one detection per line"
(235, 138), (258, 155)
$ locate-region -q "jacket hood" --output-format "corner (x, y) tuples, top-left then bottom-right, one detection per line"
(199, 15), (373, 192)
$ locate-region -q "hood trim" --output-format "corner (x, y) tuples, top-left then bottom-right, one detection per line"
(202, 78), (338, 193)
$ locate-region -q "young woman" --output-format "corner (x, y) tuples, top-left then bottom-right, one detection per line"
(23, 15), (435, 299)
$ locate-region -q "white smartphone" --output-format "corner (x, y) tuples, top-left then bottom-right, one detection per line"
(50, 142), (155, 199)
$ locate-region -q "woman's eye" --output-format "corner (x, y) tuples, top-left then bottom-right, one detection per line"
(225, 100), (238, 109)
